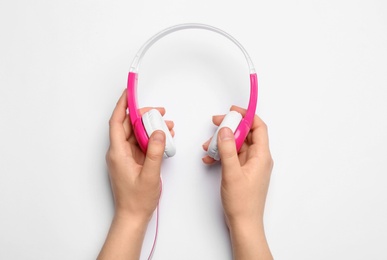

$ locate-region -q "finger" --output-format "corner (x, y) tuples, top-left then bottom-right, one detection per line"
(212, 115), (225, 126)
(230, 105), (247, 116)
(202, 138), (211, 151)
(141, 130), (165, 179)
(246, 131), (253, 144)
(243, 116), (270, 164)
(128, 132), (138, 146)
(238, 150), (248, 165)
(123, 115), (131, 139)
(251, 115), (270, 148)
(238, 141), (249, 154)
(213, 105), (247, 125)
(202, 155), (216, 165)
(164, 119), (174, 137)
(109, 89), (129, 147)
(165, 120), (174, 130)
(217, 127), (241, 176)
(138, 107), (166, 116)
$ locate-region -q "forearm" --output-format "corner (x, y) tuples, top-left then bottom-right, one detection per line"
(229, 219), (273, 260)
(98, 212), (148, 260)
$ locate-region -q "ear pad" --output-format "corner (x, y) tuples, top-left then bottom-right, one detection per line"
(207, 111), (243, 161)
(142, 109), (176, 158)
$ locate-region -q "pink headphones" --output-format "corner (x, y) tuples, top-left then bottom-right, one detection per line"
(127, 23), (258, 160)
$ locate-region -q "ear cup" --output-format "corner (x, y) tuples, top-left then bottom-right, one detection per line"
(207, 111), (243, 161)
(142, 109), (176, 158)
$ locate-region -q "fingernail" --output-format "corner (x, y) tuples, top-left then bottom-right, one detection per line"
(152, 130), (165, 143)
(219, 127), (233, 141)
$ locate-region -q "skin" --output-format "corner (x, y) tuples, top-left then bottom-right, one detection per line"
(98, 90), (273, 260)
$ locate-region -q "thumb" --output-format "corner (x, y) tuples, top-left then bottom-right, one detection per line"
(217, 127), (241, 176)
(142, 130), (165, 178)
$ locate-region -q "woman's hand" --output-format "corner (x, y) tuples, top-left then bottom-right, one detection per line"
(202, 105), (274, 260)
(98, 90), (174, 260)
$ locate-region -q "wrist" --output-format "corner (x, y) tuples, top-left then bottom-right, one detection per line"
(227, 217), (272, 260)
(98, 210), (150, 259)
(114, 210), (150, 230)
(226, 212), (263, 230)
(228, 216), (265, 241)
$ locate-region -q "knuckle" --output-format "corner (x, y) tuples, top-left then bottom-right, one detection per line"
(108, 119), (115, 127)
(105, 148), (120, 164)
(268, 157), (274, 170)
(263, 154), (274, 169)
(105, 149), (114, 164)
(261, 121), (268, 131)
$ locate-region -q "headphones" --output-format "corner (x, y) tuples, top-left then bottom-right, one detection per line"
(127, 23), (258, 160)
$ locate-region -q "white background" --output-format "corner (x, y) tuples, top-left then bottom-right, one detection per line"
(1, 0), (386, 259)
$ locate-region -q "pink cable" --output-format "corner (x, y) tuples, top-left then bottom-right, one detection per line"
(147, 179), (163, 260)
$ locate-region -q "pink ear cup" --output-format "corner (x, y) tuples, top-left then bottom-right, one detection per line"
(142, 109), (176, 158)
(207, 111), (243, 160)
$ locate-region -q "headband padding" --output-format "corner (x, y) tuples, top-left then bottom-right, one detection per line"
(142, 109), (176, 158)
(207, 111), (243, 161)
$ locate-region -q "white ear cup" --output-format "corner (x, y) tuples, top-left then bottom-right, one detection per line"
(207, 111), (242, 161)
(142, 109), (176, 158)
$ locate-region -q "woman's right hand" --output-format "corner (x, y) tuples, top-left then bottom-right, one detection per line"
(202, 105), (274, 260)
